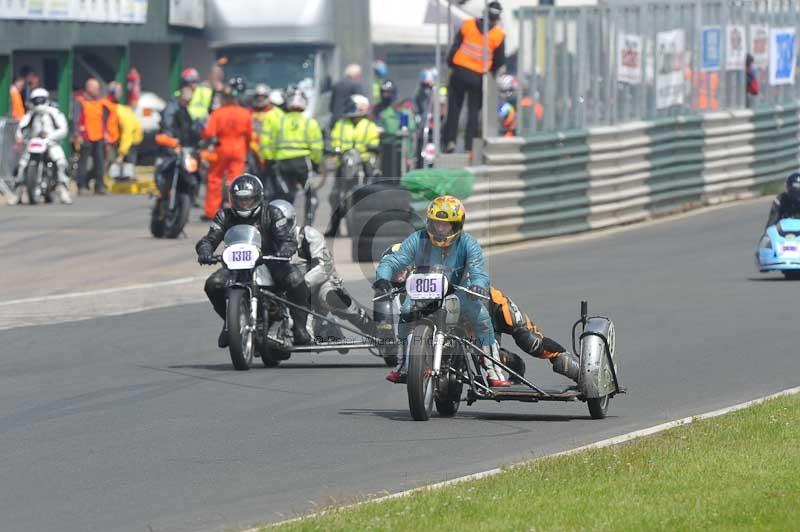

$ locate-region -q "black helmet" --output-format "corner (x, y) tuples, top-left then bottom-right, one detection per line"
(380, 79), (397, 103)
(787, 172), (800, 204)
(229, 174), (264, 219)
(487, 1), (503, 21)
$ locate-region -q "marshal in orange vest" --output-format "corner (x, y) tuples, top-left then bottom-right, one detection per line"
(452, 19), (505, 74)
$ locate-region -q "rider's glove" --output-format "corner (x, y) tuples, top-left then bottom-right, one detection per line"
(197, 247), (214, 265)
(468, 285), (489, 301)
(273, 241), (298, 259)
(373, 278), (392, 296)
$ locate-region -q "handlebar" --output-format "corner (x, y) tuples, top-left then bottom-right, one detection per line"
(371, 284), (490, 301)
(201, 254), (290, 266)
(454, 285), (491, 301)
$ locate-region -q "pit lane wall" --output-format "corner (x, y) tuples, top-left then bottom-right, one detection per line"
(464, 104), (800, 246)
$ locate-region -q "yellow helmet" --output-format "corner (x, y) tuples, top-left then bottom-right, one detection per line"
(426, 196), (465, 248)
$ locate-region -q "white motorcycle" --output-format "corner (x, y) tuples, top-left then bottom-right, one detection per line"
(23, 137), (58, 204)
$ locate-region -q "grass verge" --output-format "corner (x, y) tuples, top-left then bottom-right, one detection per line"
(265, 394), (800, 531)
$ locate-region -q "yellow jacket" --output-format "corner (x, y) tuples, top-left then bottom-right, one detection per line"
(116, 104), (143, 158)
(258, 107), (285, 161)
(330, 118), (380, 162)
(264, 110), (323, 164)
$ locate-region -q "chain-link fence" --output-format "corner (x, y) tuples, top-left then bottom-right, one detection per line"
(0, 118), (20, 199)
(516, 0), (800, 136)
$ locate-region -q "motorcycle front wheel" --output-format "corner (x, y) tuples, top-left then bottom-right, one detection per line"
(407, 324), (435, 421)
(25, 162), (41, 205)
(227, 288), (254, 371)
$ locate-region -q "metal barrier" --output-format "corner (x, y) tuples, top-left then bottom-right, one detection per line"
(461, 104), (798, 247)
(0, 118), (20, 200)
(516, 0), (800, 136)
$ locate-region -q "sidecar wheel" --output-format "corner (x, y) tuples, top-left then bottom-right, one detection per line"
(588, 395), (610, 419)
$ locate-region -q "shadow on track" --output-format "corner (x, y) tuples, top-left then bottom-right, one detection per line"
(340, 408), (594, 423)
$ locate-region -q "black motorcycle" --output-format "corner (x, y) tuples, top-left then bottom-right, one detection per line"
(150, 147), (199, 238)
(327, 147), (378, 235)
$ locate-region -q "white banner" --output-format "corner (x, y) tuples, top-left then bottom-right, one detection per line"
(750, 25), (770, 69)
(617, 32), (643, 84)
(725, 24), (746, 70)
(770, 27), (797, 86)
(656, 29), (685, 109)
(0, 0), (147, 23)
(169, 0), (204, 28)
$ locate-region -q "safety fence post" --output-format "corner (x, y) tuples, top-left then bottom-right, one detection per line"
(115, 45), (130, 104)
(57, 49), (73, 155)
(168, 43), (182, 97)
(0, 56), (10, 117)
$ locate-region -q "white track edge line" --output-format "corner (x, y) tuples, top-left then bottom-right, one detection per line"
(0, 276), (205, 307)
(248, 385), (800, 531)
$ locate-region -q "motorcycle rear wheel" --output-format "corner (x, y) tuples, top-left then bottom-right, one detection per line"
(227, 289), (254, 371)
(407, 324), (435, 421)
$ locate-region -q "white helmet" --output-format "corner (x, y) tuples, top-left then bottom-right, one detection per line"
(347, 94), (370, 117)
(253, 83), (270, 107)
(30, 87), (50, 109)
(287, 90), (307, 111)
(268, 89), (285, 107)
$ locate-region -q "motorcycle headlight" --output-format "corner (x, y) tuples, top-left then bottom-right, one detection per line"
(183, 153), (198, 173)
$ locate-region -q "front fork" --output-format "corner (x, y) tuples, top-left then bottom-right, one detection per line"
(432, 331), (445, 377)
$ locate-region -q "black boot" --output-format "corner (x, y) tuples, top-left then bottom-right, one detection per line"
(551, 352), (580, 383)
(336, 304), (374, 337)
(324, 206), (343, 238)
(218, 326), (229, 348)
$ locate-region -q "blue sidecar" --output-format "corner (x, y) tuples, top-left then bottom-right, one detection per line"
(757, 218), (800, 279)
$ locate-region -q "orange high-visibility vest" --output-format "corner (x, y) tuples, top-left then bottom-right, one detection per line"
(452, 19), (505, 74)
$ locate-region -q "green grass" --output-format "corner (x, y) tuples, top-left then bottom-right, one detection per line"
(265, 394), (800, 532)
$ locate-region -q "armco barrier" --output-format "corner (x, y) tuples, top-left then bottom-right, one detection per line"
(461, 104), (799, 247)
(0, 118), (19, 199)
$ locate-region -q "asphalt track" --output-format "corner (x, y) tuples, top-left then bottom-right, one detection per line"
(1, 197), (799, 532)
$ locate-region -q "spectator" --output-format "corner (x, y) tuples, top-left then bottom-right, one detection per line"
(442, 1), (506, 154)
(104, 81), (122, 170)
(746, 54), (759, 108)
(19, 66), (38, 106)
(372, 60), (388, 102)
(114, 93), (144, 175)
(126, 67), (141, 108)
(9, 73), (25, 120)
(188, 60), (227, 122)
(74, 78), (114, 195)
(329, 64), (365, 128)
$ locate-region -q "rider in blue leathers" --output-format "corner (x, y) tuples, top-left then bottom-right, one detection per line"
(373, 195), (510, 387)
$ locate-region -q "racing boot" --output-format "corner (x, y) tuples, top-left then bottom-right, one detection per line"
(334, 302), (374, 337)
(6, 184), (23, 206)
(386, 347), (407, 383)
(484, 343), (511, 388)
(218, 326), (229, 348)
(56, 183), (73, 205)
(550, 351), (581, 383)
